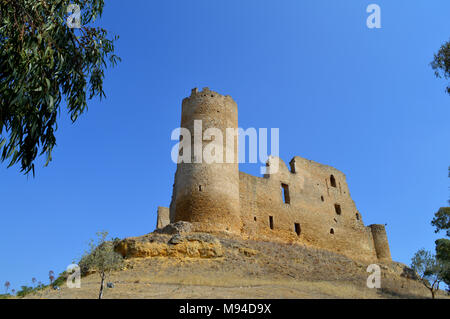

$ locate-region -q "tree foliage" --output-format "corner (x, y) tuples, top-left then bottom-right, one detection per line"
(431, 40), (450, 95)
(78, 231), (123, 299)
(432, 207), (450, 237)
(16, 285), (34, 297)
(435, 238), (450, 288)
(411, 248), (445, 298)
(426, 169), (450, 292)
(432, 200), (450, 289)
(0, 0), (120, 175)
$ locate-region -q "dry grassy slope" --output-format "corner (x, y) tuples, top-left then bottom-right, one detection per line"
(30, 231), (448, 299)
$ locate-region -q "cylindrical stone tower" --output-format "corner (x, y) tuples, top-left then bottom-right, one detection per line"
(170, 87), (242, 234)
(369, 224), (392, 263)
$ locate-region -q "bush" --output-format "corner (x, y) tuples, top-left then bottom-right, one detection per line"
(16, 286), (34, 298)
(78, 231), (124, 299)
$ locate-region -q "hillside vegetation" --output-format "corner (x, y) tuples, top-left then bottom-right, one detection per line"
(24, 228), (449, 299)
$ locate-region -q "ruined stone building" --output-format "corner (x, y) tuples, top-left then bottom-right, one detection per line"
(156, 88), (391, 263)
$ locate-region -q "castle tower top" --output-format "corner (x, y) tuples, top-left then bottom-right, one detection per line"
(184, 87), (234, 103)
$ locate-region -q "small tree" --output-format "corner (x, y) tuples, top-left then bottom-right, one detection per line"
(4, 281), (10, 294)
(435, 238), (450, 289)
(31, 277), (36, 287)
(16, 286), (33, 298)
(432, 204), (450, 289)
(78, 231), (123, 299)
(411, 249), (445, 298)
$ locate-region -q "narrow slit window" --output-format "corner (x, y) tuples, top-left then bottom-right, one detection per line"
(294, 223), (301, 236)
(254, 216), (257, 222)
(289, 161), (296, 173)
(321, 195), (324, 202)
(269, 216), (274, 230)
(198, 185), (203, 192)
(356, 213), (360, 220)
(330, 175), (336, 187)
(334, 204), (342, 215)
(281, 183), (290, 204)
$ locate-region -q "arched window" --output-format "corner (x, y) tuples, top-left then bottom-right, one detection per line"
(330, 228), (335, 234)
(330, 175), (336, 187)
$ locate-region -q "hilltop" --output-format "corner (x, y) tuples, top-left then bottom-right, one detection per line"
(24, 224), (448, 299)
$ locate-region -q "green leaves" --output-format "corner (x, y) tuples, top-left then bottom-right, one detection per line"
(435, 239), (450, 286)
(411, 248), (444, 286)
(0, 0), (119, 175)
(432, 207), (450, 237)
(431, 40), (450, 95)
(78, 231), (124, 277)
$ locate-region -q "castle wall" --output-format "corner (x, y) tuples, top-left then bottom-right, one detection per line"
(162, 88), (392, 263)
(239, 156), (382, 262)
(369, 224), (392, 262)
(156, 206), (170, 229)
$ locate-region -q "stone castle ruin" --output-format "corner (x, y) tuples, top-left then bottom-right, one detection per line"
(156, 87), (391, 263)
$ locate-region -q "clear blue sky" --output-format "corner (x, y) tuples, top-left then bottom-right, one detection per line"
(1, 0), (449, 292)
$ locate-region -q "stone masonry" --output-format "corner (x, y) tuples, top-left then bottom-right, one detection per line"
(157, 88), (392, 263)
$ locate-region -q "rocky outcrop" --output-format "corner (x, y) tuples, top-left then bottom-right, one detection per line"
(155, 221), (193, 235)
(114, 231), (223, 259)
(387, 262), (420, 281)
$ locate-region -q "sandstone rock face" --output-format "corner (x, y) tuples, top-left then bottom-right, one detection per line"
(156, 221), (193, 235)
(389, 262), (420, 280)
(401, 268), (419, 281)
(30, 232), (439, 299)
(114, 232), (223, 259)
